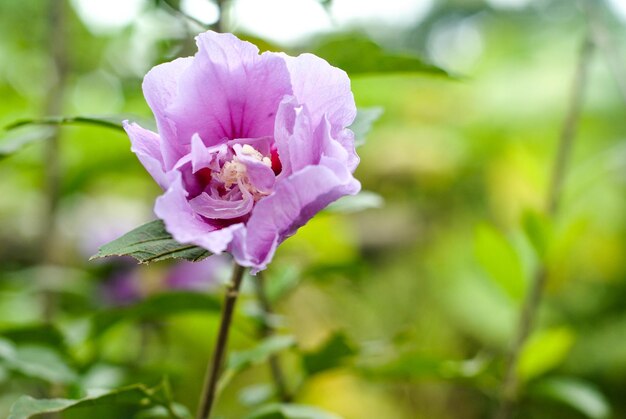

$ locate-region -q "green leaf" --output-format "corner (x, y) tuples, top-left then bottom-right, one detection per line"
(91, 291), (221, 337)
(302, 332), (356, 376)
(228, 335), (296, 372)
(0, 324), (66, 350)
(0, 339), (77, 384)
(91, 220), (211, 264)
(522, 210), (552, 260)
(313, 34), (449, 76)
(245, 403), (343, 419)
(531, 377), (611, 419)
(0, 126), (55, 158)
(518, 327), (575, 382)
(326, 191), (384, 214)
(8, 384), (165, 419)
(474, 223), (526, 301)
(350, 107), (383, 147)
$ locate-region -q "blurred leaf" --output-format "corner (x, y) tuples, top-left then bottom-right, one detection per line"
(0, 126), (55, 159)
(302, 332), (356, 376)
(326, 191), (384, 214)
(8, 384), (169, 419)
(350, 107), (384, 147)
(134, 403), (192, 419)
(474, 224), (526, 301)
(313, 34), (449, 76)
(518, 327), (575, 382)
(362, 352), (489, 381)
(239, 384), (274, 407)
(228, 335), (296, 372)
(245, 403), (342, 419)
(91, 220), (211, 264)
(531, 377), (611, 419)
(265, 266), (301, 302)
(522, 210), (552, 260)
(91, 291), (221, 337)
(0, 324), (66, 349)
(219, 336), (296, 393)
(0, 338), (77, 384)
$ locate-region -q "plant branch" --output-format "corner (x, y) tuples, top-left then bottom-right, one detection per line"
(494, 30), (594, 419)
(254, 272), (292, 402)
(196, 262), (246, 419)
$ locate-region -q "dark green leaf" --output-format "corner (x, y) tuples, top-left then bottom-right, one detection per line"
(313, 34), (449, 76)
(245, 403), (342, 419)
(350, 107), (383, 147)
(8, 384), (164, 419)
(0, 324), (66, 350)
(5, 115), (127, 132)
(531, 377), (611, 419)
(326, 191), (384, 213)
(91, 291), (221, 337)
(91, 220), (211, 264)
(302, 332), (355, 375)
(0, 126), (55, 158)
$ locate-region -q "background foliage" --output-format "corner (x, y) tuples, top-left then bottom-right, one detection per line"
(1, 0), (626, 418)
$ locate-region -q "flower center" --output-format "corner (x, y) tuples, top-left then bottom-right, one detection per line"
(216, 144), (272, 200)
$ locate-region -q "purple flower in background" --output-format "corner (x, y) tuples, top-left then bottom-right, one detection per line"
(166, 254), (230, 291)
(101, 269), (142, 306)
(125, 31), (360, 272)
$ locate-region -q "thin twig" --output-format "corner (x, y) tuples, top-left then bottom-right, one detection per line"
(494, 30), (595, 419)
(254, 272), (292, 402)
(196, 263), (246, 419)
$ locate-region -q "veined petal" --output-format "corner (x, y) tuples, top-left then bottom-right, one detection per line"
(154, 172), (242, 253)
(124, 121), (169, 189)
(232, 159), (361, 271)
(188, 189), (254, 220)
(142, 57), (194, 169)
(283, 53), (356, 134)
(166, 31), (292, 152)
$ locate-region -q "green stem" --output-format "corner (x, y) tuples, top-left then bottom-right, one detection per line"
(196, 263), (246, 419)
(494, 30), (594, 419)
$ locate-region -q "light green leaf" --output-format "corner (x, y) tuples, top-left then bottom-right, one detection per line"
(474, 223), (526, 301)
(302, 332), (356, 376)
(245, 403), (343, 419)
(91, 291), (221, 336)
(350, 107), (383, 147)
(91, 219), (211, 264)
(228, 335), (296, 372)
(326, 191), (384, 214)
(8, 384), (165, 419)
(0, 126), (55, 158)
(0, 339), (77, 384)
(518, 327), (575, 382)
(532, 377), (611, 419)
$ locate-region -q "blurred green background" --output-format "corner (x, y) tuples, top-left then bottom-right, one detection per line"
(1, 0), (626, 418)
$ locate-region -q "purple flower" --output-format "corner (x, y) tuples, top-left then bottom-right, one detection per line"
(124, 31), (360, 272)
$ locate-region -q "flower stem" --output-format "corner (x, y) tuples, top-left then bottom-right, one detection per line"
(196, 262), (246, 419)
(494, 30), (594, 419)
(254, 272), (292, 402)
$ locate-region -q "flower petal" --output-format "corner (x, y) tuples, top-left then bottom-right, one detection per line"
(283, 53), (356, 134)
(232, 159), (361, 271)
(142, 57), (194, 169)
(124, 121), (169, 189)
(154, 172), (242, 253)
(167, 31), (292, 151)
(188, 189), (254, 220)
